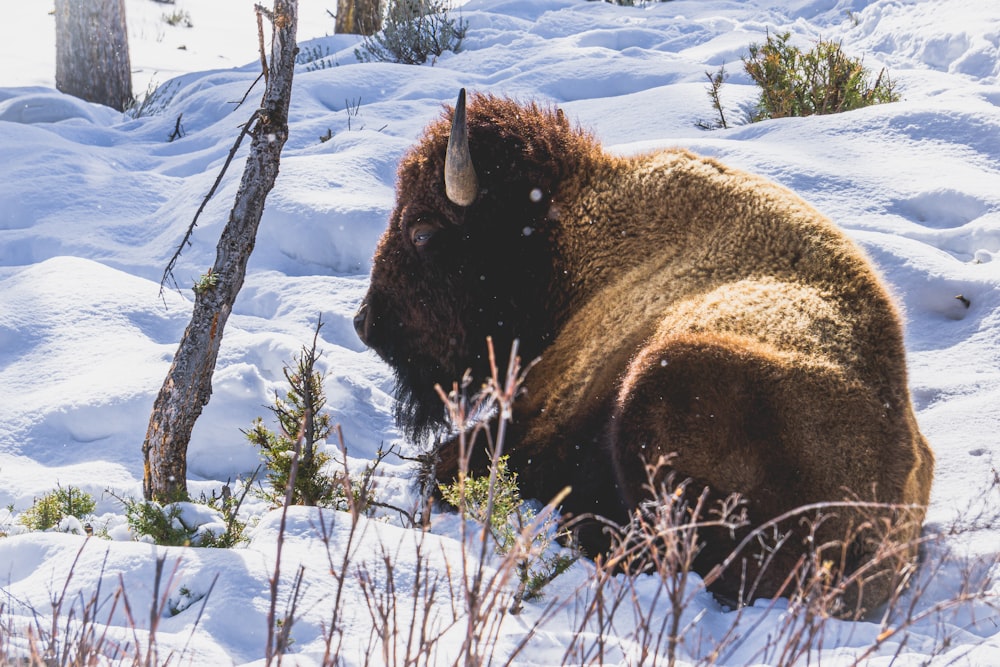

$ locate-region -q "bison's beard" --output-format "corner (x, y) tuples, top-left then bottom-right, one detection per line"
(391, 361), (454, 443)
(384, 331), (513, 444)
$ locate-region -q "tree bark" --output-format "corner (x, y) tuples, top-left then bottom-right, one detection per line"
(336, 0), (383, 35)
(54, 0), (132, 111)
(142, 0), (299, 502)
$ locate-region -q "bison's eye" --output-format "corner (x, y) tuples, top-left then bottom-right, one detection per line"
(409, 221), (439, 248)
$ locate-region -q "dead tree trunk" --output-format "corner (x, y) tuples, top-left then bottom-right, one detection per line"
(335, 0), (383, 35)
(142, 0), (299, 502)
(54, 0), (132, 111)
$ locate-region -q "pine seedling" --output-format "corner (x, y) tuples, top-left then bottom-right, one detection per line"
(698, 63), (730, 130)
(247, 321), (344, 508)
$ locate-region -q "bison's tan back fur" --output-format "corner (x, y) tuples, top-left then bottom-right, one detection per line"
(356, 93), (934, 616)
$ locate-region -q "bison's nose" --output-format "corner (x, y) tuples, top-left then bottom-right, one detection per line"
(353, 301), (369, 345)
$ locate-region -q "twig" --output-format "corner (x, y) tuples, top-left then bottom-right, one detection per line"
(232, 71), (266, 109)
(167, 113), (184, 142)
(158, 109), (261, 297)
(266, 424), (305, 665)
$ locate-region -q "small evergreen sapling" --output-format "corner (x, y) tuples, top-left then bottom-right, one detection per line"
(697, 63), (730, 130)
(246, 321), (343, 508)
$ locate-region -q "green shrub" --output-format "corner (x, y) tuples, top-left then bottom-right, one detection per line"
(355, 0), (467, 65)
(105, 477), (249, 547)
(18, 486), (96, 531)
(440, 456), (520, 549)
(743, 31), (898, 121)
(439, 455), (576, 609)
(197, 482), (252, 548)
(120, 497), (195, 546)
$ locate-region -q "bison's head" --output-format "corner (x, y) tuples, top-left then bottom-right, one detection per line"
(354, 90), (597, 439)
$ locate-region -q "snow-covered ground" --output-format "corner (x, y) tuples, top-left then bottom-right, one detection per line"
(1, 0), (998, 664)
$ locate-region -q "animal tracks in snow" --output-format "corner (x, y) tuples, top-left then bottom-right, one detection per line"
(890, 190), (999, 265)
(892, 190), (989, 230)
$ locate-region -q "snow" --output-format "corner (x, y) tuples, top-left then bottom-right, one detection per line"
(1, 0), (998, 664)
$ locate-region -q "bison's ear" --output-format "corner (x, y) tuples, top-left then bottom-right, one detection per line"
(445, 88), (479, 208)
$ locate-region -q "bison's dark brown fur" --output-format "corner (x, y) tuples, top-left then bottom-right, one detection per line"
(355, 91), (934, 615)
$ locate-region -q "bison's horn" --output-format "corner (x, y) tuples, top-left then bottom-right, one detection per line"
(445, 88), (478, 207)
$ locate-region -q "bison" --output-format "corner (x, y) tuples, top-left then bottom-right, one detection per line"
(354, 89), (934, 615)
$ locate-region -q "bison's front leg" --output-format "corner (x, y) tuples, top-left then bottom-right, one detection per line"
(608, 331), (924, 616)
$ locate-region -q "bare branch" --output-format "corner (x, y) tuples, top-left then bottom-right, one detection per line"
(158, 110), (260, 297)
